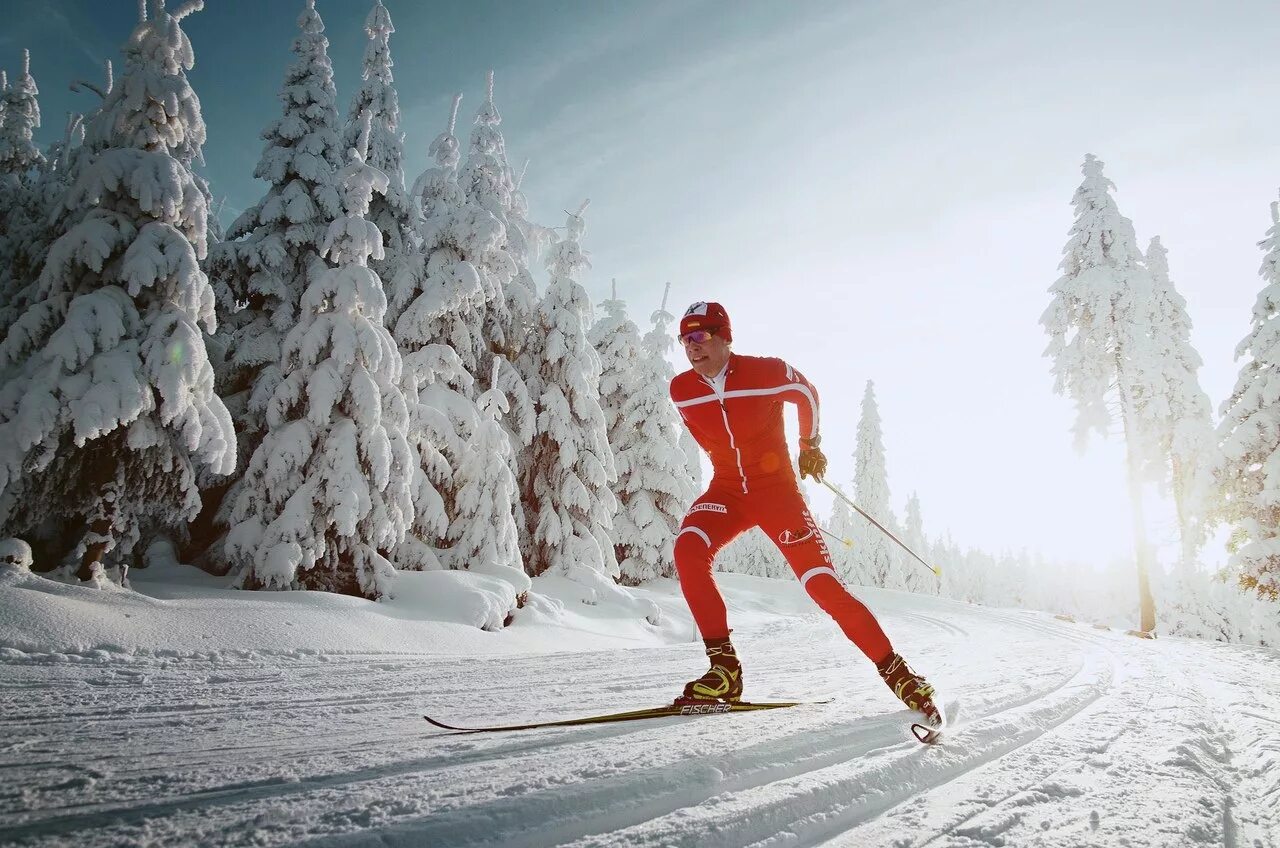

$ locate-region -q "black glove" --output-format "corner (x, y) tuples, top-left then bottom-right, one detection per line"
(798, 435), (826, 481)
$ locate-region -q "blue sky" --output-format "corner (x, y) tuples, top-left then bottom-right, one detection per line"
(5, 0), (1280, 571)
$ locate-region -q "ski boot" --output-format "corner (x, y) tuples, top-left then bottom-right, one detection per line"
(877, 651), (941, 728)
(675, 636), (743, 705)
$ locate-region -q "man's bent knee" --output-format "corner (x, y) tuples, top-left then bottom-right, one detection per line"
(674, 525), (714, 575)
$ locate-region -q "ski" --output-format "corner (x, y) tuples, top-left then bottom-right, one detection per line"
(424, 699), (827, 734)
(911, 721), (942, 744)
(910, 698), (960, 744)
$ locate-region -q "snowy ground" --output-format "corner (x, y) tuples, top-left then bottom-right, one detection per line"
(1, 564), (1277, 847)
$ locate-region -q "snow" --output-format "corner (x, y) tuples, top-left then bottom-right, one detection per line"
(1, 564), (1276, 847)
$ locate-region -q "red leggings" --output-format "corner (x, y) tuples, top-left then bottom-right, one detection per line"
(674, 478), (893, 664)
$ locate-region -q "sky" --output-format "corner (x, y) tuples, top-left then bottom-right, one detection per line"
(5, 0), (1278, 573)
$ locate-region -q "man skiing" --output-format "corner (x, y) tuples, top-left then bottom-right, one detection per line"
(669, 301), (941, 728)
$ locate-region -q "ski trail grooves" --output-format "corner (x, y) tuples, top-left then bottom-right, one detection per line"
(560, 654), (1116, 848)
(348, 654), (1106, 848)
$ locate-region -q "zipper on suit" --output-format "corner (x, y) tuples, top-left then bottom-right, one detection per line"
(704, 367), (748, 494)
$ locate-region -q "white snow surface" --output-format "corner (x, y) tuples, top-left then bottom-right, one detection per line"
(0, 563), (1277, 847)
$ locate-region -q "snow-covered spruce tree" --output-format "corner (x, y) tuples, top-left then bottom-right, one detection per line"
(224, 114), (413, 599)
(343, 0), (415, 314)
(718, 527), (789, 578)
(1, 60), (113, 358)
(0, 49), (45, 185)
(1141, 236), (1217, 562)
(591, 281), (696, 584)
(199, 0), (344, 564)
(461, 73), (537, 477)
(852, 381), (898, 589)
(1216, 195), (1280, 601)
(390, 94), (487, 571)
(521, 202), (618, 578)
(449, 356), (523, 578)
(902, 491), (934, 594)
(455, 73), (537, 556)
(827, 492), (864, 584)
(463, 72), (533, 364)
(0, 52), (48, 344)
(0, 0), (235, 580)
(1041, 154), (1162, 632)
(643, 283), (703, 491)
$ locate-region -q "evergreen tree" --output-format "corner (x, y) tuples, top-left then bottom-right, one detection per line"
(463, 73), (537, 456)
(902, 491), (933, 594)
(827, 494), (862, 584)
(0, 49), (45, 183)
(0, 53), (48, 347)
(591, 281), (695, 584)
(201, 0), (344, 562)
(225, 115), (413, 599)
(449, 356), (522, 576)
(1041, 154), (1161, 631)
(852, 381), (896, 588)
(463, 72), (528, 361)
(1142, 235), (1217, 564)
(718, 527), (789, 578)
(390, 94), (486, 571)
(642, 283), (703, 491)
(1216, 194), (1280, 600)
(343, 0), (415, 299)
(0, 0), (235, 580)
(521, 202), (618, 578)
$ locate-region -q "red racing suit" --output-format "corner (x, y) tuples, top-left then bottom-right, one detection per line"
(670, 354), (892, 663)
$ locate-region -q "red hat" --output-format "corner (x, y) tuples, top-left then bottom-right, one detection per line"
(680, 301), (732, 342)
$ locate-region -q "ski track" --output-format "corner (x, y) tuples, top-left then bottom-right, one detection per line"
(0, 597), (1276, 847)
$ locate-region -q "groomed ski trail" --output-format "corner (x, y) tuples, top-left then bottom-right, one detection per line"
(1, 593), (1276, 847)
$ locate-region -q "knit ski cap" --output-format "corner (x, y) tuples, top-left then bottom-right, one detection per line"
(680, 301), (732, 342)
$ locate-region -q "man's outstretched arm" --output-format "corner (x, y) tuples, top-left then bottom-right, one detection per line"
(775, 360), (826, 480)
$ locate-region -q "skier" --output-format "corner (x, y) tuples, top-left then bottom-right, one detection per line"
(670, 301), (940, 727)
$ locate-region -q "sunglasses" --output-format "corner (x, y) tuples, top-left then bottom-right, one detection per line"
(679, 328), (717, 345)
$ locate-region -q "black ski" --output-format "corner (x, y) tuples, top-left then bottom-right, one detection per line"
(424, 699), (827, 734)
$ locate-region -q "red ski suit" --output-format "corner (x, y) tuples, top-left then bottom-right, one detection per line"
(670, 354), (892, 663)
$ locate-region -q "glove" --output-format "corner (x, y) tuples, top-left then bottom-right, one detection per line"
(798, 435), (826, 481)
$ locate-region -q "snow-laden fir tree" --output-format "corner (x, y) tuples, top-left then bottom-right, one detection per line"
(718, 527), (790, 578)
(448, 356), (522, 577)
(1216, 194), (1280, 600)
(902, 491), (933, 594)
(0, 53), (48, 345)
(642, 283), (703, 491)
(827, 493), (864, 584)
(460, 72), (538, 489)
(389, 94), (486, 571)
(521, 202), (618, 578)
(1, 57), (110, 355)
(0, 0), (235, 580)
(0, 49), (45, 183)
(852, 381), (898, 588)
(508, 157), (552, 328)
(1141, 236), (1217, 562)
(1041, 154), (1162, 631)
(225, 114), (413, 599)
(201, 0), (344, 562)
(591, 281), (696, 584)
(463, 71), (535, 363)
(343, 0), (416, 316)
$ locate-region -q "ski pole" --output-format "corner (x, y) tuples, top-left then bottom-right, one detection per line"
(819, 478), (940, 577)
(819, 526), (853, 548)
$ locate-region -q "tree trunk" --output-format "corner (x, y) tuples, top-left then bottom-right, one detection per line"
(78, 451), (120, 582)
(1119, 403), (1158, 634)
